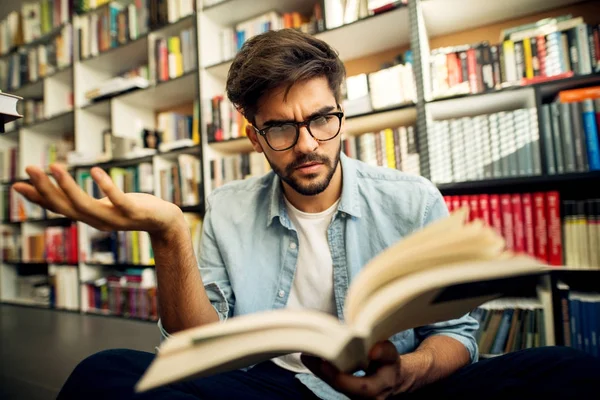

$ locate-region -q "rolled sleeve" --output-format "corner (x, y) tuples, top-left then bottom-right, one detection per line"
(415, 315), (480, 363)
(416, 185), (480, 363)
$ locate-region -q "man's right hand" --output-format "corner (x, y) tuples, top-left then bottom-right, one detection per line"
(12, 163), (184, 238)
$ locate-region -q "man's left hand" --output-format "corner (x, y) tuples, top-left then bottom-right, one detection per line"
(301, 340), (402, 400)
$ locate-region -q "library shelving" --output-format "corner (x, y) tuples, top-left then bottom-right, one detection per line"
(0, 0), (598, 353)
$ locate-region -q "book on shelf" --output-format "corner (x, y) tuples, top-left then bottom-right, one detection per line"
(135, 208), (548, 392)
(470, 298), (547, 356)
(429, 15), (600, 100)
(0, 92), (23, 128)
(556, 283), (600, 357)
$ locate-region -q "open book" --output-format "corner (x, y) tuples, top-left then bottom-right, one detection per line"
(136, 208), (549, 392)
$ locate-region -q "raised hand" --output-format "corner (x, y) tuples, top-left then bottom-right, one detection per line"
(12, 163), (184, 236)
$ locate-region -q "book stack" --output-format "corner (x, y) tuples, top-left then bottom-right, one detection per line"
(205, 95), (249, 143)
(429, 14), (600, 99)
(541, 86), (600, 174)
(444, 191), (562, 266)
(342, 125), (420, 176)
(428, 107), (541, 184)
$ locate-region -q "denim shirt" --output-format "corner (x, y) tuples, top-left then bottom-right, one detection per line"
(158, 152), (479, 400)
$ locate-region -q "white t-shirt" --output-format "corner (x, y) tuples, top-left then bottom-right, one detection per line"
(271, 196), (340, 373)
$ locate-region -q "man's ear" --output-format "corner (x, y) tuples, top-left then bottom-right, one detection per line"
(246, 124), (264, 153)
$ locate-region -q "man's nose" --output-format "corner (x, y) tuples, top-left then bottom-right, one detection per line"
(294, 126), (318, 154)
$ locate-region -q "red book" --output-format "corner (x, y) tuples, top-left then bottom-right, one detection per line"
(489, 194), (503, 239)
(546, 191), (563, 266)
(444, 196), (453, 212)
(469, 195), (481, 222)
(511, 194), (525, 254)
(460, 195), (471, 220)
(522, 193), (536, 258)
(532, 192), (549, 264)
(451, 196), (461, 213)
(479, 194), (491, 226)
(500, 194), (514, 250)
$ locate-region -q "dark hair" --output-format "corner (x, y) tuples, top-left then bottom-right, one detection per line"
(226, 29), (346, 125)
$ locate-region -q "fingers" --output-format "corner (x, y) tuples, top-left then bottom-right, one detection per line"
(369, 341), (400, 364)
(11, 182), (56, 212)
(301, 353), (400, 400)
(89, 167), (135, 212)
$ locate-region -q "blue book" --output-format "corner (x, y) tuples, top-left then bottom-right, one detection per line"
(569, 295), (581, 350)
(581, 99), (600, 171)
(490, 308), (514, 354)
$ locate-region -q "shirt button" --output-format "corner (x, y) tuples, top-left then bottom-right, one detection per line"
(340, 212), (347, 218)
(289, 242), (297, 249)
(278, 290), (285, 298)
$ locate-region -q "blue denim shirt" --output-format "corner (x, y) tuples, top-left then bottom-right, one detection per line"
(158, 152), (479, 399)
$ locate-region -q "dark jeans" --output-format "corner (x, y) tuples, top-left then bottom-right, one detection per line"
(57, 346), (600, 400)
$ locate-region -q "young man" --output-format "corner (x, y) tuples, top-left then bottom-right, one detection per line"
(15, 29), (600, 400)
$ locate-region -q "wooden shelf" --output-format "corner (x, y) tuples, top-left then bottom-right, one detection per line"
(208, 137), (254, 153)
(205, 5), (409, 78)
(21, 110), (74, 134)
(117, 70), (198, 110)
(84, 262), (155, 269)
(421, 0), (585, 38)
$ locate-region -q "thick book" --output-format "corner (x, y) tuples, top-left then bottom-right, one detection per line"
(0, 92), (22, 131)
(135, 209), (549, 393)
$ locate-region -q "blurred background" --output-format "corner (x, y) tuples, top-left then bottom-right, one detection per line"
(0, 0), (599, 398)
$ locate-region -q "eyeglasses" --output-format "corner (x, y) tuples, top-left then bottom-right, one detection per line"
(253, 110), (344, 151)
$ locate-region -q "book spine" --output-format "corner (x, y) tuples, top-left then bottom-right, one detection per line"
(500, 194), (514, 250)
(546, 191), (563, 266)
(533, 192), (549, 264)
(511, 194), (525, 253)
(522, 193), (535, 258)
(479, 194), (491, 226)
(490, 194), (503, 238)
(582, 99), (600, 171)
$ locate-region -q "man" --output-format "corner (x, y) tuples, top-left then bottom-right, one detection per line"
(15, 29), (600, 400)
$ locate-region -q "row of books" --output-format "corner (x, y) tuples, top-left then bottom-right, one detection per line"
(343, 61), (416, 116)
(156, 154), (203, 207)
(156, 108), (199, 147)
(77, 0), (194, 61)
(49, 264), (79, 310)
(3, 224), (78, 264)
(444, 192), (562, 266)
(342, 125), (420, 176)
(205, 95), (248, 143)
(429, 16), (600, 99)
(541, 86), (600, 174)
(563, 198), (600, 270)
(210, 152), (271, 191)
(15, 98), (46, 127)
(155, 27), (197, 82)
(557, 284), (600, 357)
(0, 147), (17, 182)
(1, 188), (63, 223)
(427, 107), (541, 185)
(470, 299), (547, 356)
(82, 269), (158, 321)
(0, 24), (73, 91)
(0, 0), (71, 56)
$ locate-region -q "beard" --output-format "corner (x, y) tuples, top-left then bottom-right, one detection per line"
(265, 141), (341, 196)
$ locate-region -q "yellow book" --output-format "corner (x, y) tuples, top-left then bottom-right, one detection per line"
(384, 128), (396, 169)
(523, 38), (533, 79)
(132, 231), (140, 265)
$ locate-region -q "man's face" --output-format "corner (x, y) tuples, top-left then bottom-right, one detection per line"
(248, 76), (344, 196)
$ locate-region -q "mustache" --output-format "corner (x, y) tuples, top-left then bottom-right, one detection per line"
(286, 154), (330, 173)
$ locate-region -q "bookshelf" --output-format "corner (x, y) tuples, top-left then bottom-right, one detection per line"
(0, 0), (598, 355)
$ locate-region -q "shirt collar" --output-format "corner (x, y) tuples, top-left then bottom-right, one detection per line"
(266, 152), (361, 228)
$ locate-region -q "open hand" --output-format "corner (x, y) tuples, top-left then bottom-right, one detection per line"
(301, 341), (402, 400)
(12, 163), (184, 237)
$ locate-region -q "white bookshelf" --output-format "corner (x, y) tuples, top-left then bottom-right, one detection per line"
(0, 0), (597, 347)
